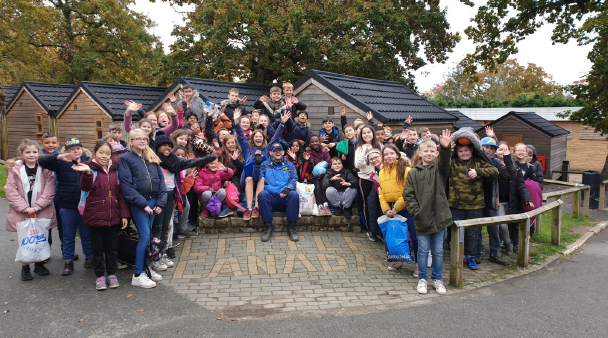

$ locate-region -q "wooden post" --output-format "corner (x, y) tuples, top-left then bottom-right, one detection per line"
(573, 189), (580, 218)
(561, 160), (570, 182)
(517, 217), (530, 268)
(583, 187), (590, 217)
(535, 213), (543, 237)
(551, 202), (562, 246)
(600, 182), (606, 211)
(449, 223), (464, 288)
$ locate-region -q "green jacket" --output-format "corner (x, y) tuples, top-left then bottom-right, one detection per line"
(402, 145), (453, 235)
(448, 157), (498, 210)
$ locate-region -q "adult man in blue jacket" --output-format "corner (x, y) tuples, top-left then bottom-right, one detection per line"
(253, 143), (300, 242)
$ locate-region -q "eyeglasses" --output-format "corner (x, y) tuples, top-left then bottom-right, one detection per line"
(515, 149), (527, 153)
(368, 156), (381, 162)
(133, 137), (148, 143)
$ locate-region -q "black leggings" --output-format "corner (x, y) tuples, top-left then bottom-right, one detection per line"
(89, 225), (119, 277)
(359, 179), (374, 230)
(152, 191), (176, 248)
(310, 177), (326, 204)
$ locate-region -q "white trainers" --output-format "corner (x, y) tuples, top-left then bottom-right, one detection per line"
(161, 255), (174, 268)
(150, 260), (168, 271)
(131, 274), (156, 288)
(148, 268), (163, 282)
(417, 279), (428, 294)
(428, 251), (432, 268)
(312, 204), (320, 216)
(433, 280), (447, 295)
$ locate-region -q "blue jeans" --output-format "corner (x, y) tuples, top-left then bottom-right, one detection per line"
(60, 208), (93, 260)
(258, 190), (299, 223)
(130, 198), (156, 275)
(417, 228), (446, 281)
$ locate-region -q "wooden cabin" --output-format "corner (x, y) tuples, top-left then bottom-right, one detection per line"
(446, 110), (483, 131)
(458, 107), (605, 172)
(476, 111), (570, 179)
(0, 86), (20, 159)
(55, 82), (167, 150)
(293, 70), (456, 133)
(3, 82), (76, 159)
(149, 77), (271, 119)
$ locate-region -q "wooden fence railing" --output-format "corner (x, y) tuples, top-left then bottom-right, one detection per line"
(599, 180), (608, 210)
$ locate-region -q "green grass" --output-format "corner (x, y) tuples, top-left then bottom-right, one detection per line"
(528, 212), (595, 265)
(0, 164), (7, 198)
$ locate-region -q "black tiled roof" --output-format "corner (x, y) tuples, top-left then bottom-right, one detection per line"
(149, 77), (271, 113)
(3, 86), (19, 108)
(476, 111), (569, 137)
(58, 82), (167, 118)
(21, 82), (76, 114)
(447, 110), (483, 130)
(294, 70), (456, 123)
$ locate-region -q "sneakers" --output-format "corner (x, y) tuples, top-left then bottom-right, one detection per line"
(117, 261), (129, 270)
(235, 208), (245, 217)
(21, 265), (33, 281)
(243, 209), (252, 221)
(388, 262), (404, 271)
(312, 204), (320, 216)
(33, 262), (50, 276)
(251, 207), (260, 218)
(417, 279), (428, 294)
(84, 259), (94, 269)
(148, 268), (163, 282)
(513, 244), (518, 254)
(108, 275), (120, 289)
(62, 260), (74, 276)
(467, 255), (478, 270)
(413, 263), (419, 277)
(218, 208), (234, 218)
(332, 207), (343, 217)
(177, 231), (198, 239)
(96, 276), (107, 291)
(366, 232), (379, 242)
(150, 260), (168, 271)
(166, 247), (177, 259)
(432, 280), (447, 295)
(287, 223), (299, 242)
(489, 254), (509, 266)
(201, 208), (209, 218)
(261, 222), (274, 242)
(342, 207), (353, 220)
(505, 243), (513, 256)
(131, 274), (156, 289)
(319, 205), (332, 216)
(427, 251), (432, 268)
(161, 254), (175, 268)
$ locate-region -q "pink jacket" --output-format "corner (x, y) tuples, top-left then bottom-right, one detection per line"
(193, 167), (234, 195)
(5, 161), (57, 232)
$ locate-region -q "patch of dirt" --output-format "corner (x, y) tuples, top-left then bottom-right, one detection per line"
(570, 225), (591, 235)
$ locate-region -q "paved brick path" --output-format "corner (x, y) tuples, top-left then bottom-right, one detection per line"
(157, 231), (515, 320)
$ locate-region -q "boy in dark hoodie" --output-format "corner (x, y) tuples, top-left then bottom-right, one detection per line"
(220, 87), (247, 127)
(254, 86), (287, 123)
(322, 157), (358, 219)
(319, 118), (343, 158)
(448, 129), (499, 271)
(526, 144), (544, 189)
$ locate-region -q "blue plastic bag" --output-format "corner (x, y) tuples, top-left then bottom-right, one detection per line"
(378, 214), (412, 262)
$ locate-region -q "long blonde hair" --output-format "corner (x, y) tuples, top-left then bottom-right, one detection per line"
(128, 129), (161, 164)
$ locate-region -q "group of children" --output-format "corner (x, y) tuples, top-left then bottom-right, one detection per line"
(4, 82), (545, 295)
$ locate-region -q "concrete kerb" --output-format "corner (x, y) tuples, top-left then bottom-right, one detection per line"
(562, 221), (608, 256)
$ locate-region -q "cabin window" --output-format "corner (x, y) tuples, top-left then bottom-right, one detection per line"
(95, 120), (103, 140)
(35, 114), (43, 135)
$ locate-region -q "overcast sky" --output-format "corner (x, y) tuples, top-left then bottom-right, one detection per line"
(129, 0), (592, 92)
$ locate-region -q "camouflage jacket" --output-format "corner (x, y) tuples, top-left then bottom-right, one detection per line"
(448, 157), (499, 210)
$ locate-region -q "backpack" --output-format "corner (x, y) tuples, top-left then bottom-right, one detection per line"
(146, 237), (164, 262)
(77, 170), (97, 216)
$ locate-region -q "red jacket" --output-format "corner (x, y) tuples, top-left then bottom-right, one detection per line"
(193, 167), (234, 195)
(80, 161), (130, 227)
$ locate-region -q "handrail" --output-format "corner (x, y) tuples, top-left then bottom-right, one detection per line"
(600, 179), (608, 210)
(450, 199), (564, 288)
(542, 180), (590, 218)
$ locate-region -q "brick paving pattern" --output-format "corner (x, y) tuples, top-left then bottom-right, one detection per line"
(157, 230), (516, 320)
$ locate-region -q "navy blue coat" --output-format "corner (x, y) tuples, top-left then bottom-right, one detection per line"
(38, 153), (90, 209)
(118, 152), (167, 210)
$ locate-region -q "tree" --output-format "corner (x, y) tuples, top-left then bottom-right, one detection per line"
(159, 0), (460, 87)
(461, 0), (608, 177)
(425, 59), (563, 101)
(0, 0), (165, 86)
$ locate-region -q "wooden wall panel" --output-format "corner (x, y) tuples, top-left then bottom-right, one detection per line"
(57, 92), (111, 151)
(295, 84), (364, 132)
(554, 121), (608, 171)
(5, 91), (49, 158)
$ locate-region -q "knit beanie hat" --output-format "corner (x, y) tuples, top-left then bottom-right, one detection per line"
(154, 135), (173, 151)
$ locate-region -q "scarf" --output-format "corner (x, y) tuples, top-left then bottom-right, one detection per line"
(20, 162), (42, 208)
(158, 153), (179, 173)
